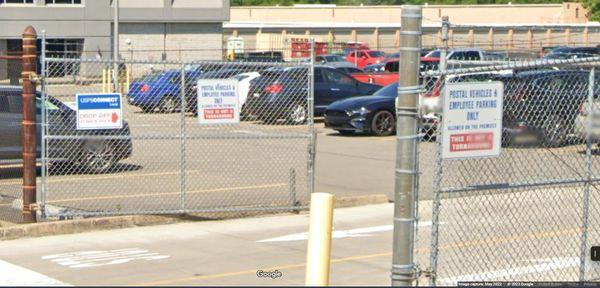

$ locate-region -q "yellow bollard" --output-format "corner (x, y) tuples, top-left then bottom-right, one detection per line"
(102, 69), (107, 93)
(305, 192), (334, 286)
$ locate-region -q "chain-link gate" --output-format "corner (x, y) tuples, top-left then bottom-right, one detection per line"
(39, 52), (315, 218)
(421, 56), (600, 285)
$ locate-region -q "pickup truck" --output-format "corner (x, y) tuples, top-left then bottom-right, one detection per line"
(351, 57), (440, 86)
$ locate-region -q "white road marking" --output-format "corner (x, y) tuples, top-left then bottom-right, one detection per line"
(0, 259), (71, 286)
(439, 257), (579, 285)
(257, 221), (442, 243)
(42, 248), (170, 269)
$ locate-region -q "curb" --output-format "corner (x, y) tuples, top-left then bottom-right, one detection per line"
(0, 194), (389, 241)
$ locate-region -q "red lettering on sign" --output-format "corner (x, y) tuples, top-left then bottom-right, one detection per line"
(449, 132), (494, 152)
(203, 108), (234, 120)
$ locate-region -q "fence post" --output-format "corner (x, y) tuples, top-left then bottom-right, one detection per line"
(21, 26), (38, 223)
(113, 0), (119, 94)
(391, 5), (421, 286)
(40, 30), (47, 220)
(580, 67), (595, 281)
(439, 16), (449, 72)
(308, 39), (316, 197)
(179, 63), (187, 213)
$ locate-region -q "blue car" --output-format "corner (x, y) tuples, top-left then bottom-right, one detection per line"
(325, 83), (398, 136)
(128, 69), (202, 113)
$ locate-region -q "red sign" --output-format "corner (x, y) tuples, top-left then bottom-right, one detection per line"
(203, 108), (234, 120)
(449, 132), (494, 152)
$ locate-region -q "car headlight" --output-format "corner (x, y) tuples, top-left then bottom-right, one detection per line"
(346, 107), (370, 116)
(376, 60), (381, 64)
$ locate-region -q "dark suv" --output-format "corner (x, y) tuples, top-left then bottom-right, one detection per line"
(0, 86), (133, 173)
(501, 70), (592, 147)
(244, 66), (382, 124)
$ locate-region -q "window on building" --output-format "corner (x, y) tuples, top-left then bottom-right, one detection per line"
(45, 0), (82, 4)
(0, 0), (34, 4)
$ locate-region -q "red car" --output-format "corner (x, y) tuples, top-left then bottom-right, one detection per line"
(345, 50), (386, 69)
(350, 57), (441, 86)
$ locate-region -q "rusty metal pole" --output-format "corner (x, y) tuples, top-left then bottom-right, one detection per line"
(22, 26), (37, 223)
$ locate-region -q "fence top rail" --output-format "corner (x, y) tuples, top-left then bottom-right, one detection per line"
(43, 57), (312, 67)
(423, 56), (600, 77)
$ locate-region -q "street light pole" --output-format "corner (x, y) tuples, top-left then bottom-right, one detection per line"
(391, 5), (422, 287)
(113, 0), (119, 93)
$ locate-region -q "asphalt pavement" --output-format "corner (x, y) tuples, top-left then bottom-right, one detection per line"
(1, 188), (597, 286)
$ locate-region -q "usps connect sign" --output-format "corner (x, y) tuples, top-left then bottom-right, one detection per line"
(442, 82), (504, 160)
(76, 93), (122, 130)
(197, 79), (240, 124)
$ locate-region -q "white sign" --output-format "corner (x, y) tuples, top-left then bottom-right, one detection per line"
(197, 79), (240, 124)
(76, 93), (123, 130)
(442, 82), (503, 159)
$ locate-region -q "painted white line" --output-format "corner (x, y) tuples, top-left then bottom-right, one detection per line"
(439, 257), (579, 285)
(42, 248), (170, 269)
(0, 259), (71, 286)
(257, 221), (443, 243)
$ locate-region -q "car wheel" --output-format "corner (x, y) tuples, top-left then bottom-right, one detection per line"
(371, 110), (395, 136)
(288, 104), (308, 125)
(158, 96), (180, 113)
(80, 140), (116, 173)
(542, 115), (569, 147)
(337, 130), (355, 136)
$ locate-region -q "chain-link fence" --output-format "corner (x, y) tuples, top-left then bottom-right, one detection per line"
(40, 54), (315, 218)
(419, 56), (600, 285)
(0, 54), (26, 224)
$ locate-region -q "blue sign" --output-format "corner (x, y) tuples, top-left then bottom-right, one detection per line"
(76, 93), (123, 130)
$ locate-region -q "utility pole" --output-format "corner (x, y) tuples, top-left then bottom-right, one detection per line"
(391, 5), (422, 286)
(21, 26), (38, 223)
(113, 0), (119, 93)
(439, 16), (449, 72)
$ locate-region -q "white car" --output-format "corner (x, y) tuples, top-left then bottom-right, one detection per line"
(232, 72), (261, 107)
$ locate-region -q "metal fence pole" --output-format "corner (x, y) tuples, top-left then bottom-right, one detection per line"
(429, 15), (449, 287)
(439, 16), (449, 72)
(40, 30), (47, 220)
(579, 67), (595, 281)
(21, 26), (38, 223)
(308, 39), (316, 197)
(429, 78), (447, 286)
(391, 5), (422, 286)
(180, 63), (187, 213)
(113, 0), (119, 94)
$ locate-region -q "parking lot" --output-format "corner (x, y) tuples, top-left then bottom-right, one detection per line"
(2, 109), (598, 221)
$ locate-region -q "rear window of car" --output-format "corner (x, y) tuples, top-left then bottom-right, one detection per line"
(368, 51), (385, 58)
(425, 50), (441, 58)
(142, 73), (163, 83)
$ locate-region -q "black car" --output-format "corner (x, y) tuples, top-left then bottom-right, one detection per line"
(501, 70), (593, 147)
(325, 83), (398, 136)
(0, 86), (132, 173)
(244, 66), (382, 124)
(543, 46), (599, 60)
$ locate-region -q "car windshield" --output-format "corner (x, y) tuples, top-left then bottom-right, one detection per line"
(373, 83), (398, 97)
(325, 55), (345, 62)
(232, 74), (249, 81)
(425, 50), (441, 58)
(142, 72), (164, 83)
(368, 51), (385, 58)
